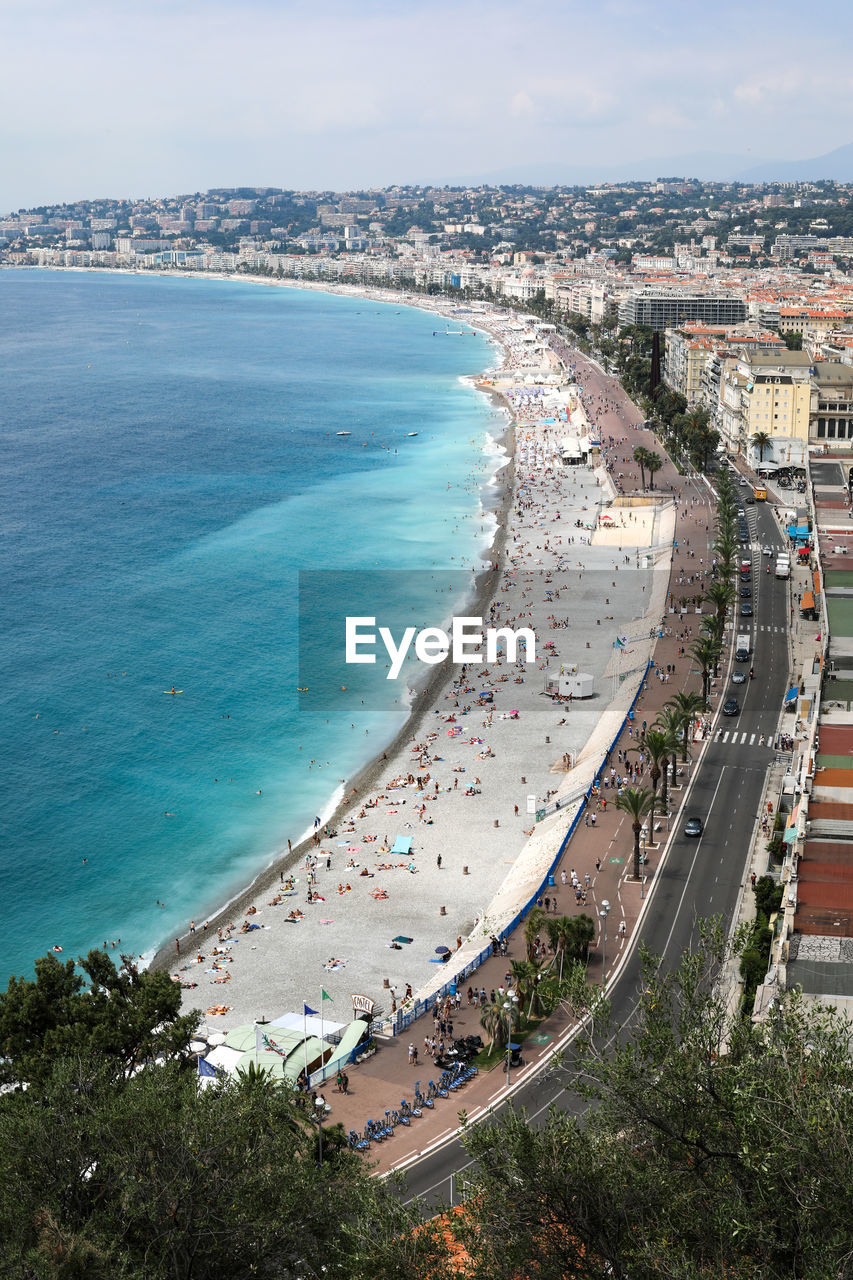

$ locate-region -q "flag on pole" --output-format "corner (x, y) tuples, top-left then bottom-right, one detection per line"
(304, 1003), (318, 1016)
(321, 988), (332, 1002)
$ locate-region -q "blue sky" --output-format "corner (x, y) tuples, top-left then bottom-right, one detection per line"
(2, 0), (853, 209)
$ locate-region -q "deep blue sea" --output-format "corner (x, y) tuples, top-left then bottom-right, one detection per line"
(0, 269), (500, 983)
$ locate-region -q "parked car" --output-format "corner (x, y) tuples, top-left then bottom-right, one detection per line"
(740, 586), (752, 598)
(723, 698), (740, 716)
(684, 816), (704, 837)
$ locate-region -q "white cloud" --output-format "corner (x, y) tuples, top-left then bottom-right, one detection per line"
(1, 0), (853, 207)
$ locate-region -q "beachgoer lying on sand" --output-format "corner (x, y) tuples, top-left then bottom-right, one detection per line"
(359, 867), (373, 877)
(246, 906), (257, 916)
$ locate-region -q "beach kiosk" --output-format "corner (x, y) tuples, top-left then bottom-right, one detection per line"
(545, 663), (594, 699)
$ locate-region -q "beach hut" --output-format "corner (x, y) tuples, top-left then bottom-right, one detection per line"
(544, 663), (594, 699)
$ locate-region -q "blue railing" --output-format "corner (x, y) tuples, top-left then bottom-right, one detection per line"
(386, 659), (652, 1035)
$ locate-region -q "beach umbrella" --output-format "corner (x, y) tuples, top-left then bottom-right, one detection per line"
(435, 946), (451, 955)
(189, 1039), (207, 1056)
(206, 1030), (226, 1047)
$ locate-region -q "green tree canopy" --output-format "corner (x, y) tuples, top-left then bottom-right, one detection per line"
(0, 951), (200, 1089)
(455, 922), (853, 1280)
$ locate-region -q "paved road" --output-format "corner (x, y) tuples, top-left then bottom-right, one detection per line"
(400, 473), (791, 1209)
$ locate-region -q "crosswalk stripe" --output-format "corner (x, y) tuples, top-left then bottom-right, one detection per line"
(722, 731), (730, 742)
(749, 733), (756, 745)
(740, 732), (747, 744)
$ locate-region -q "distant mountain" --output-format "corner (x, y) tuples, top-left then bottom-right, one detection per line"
(736, 142), (853, 183)
(445, 143), (853, 188)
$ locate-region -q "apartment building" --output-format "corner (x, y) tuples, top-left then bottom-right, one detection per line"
(717, 350), (813, 456)
(812, 363), (853, 446)
(619, 288), (747, 330)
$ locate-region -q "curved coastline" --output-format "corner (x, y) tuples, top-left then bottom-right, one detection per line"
(11, 265), (670, 1024)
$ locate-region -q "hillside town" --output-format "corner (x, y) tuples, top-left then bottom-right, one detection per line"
(6, 179), (853, 462)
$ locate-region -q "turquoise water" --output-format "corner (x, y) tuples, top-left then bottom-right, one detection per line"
(0, 270), (499, 981)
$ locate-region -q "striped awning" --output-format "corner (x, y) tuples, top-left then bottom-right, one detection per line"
(800, 591), (815, 611)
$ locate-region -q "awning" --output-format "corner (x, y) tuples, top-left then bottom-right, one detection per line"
(784, 686), (798, 704)
(783, 825), (798, 845)
(800, 591), (815, 611)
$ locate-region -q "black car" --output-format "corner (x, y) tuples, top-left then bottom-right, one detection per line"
(740, 603), (753, 617)
(684, 816), (704, 837)
(723, 698), (740, 716)
(740, 586), (752, 598)
(745, 496), (755, 504)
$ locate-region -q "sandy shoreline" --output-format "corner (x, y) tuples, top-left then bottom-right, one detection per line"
(20, 264), (673, 1027)
(142, 307), (673, 1031)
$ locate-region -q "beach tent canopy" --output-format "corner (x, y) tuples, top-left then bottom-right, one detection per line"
(224, 1024), (267, 1053)
(787, 524), (809, 541)
(321, 1020), (370, 1074)
(391, 835), (413, 856)
(204, 1045), (243, 1074)
(784, 686), (799, 704)
(271, 1012), (346, 1039)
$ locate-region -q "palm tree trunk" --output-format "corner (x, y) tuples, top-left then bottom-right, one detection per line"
(633, 820), (641, 880)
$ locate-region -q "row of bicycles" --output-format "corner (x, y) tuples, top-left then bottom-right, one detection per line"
(347, 1060), (478, 1152)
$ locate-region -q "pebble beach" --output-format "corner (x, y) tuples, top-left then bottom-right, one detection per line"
(157, 303), (676, 1032)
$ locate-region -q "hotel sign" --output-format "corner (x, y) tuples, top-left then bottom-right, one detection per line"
(351, 993), (375, 1017)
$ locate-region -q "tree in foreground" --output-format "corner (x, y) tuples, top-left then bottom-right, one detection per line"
(0, 950), (200, 1089)
(0, 1054), (438, 1280)
(453, 921), (853, 1280)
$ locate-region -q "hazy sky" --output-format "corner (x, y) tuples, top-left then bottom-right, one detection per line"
(3, 0), (853, 211)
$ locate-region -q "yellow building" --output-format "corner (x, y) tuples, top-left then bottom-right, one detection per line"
(719, 351), (814, 455)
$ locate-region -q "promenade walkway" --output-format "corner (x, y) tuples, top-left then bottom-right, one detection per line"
(315, 350), (729, 1169)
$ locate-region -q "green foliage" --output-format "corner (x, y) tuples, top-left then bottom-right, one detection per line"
(455, 922), (853, 1280)
(0, 1056), (425, 1280)
(754, 874), (783, 921)
(0, 951), (200, 1090)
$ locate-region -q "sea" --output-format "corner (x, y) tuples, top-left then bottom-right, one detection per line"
(0, 269), (503, 984)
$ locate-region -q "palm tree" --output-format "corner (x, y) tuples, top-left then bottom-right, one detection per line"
(645, 451), (664, 490)
(705, 579), (735, 624)
(632, 728), (669, 839)
(614, 786), (654, 880)
(654, 707), (684, 810)
(690, 636), (721, 706)
(546, 915), (595, 982)
(510, 958), (544, 1018)
(523, 906), (547, 962)
(479, 1001), (504, 1052)
(750, 430), (772, 464)
(666, 690), (705, 762)
(633, 445), (649, 489)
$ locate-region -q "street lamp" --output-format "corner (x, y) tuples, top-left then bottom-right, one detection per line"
(640, 831), (647, 899)
(600, 899), (611, 986)
(503, 992), (519, 1088)
(311, 1094), (329, 1168)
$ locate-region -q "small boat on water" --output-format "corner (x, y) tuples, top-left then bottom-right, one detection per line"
(407, 432), (419, 437)
(336, 431), (352, 436)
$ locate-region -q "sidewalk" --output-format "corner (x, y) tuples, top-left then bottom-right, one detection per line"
(323, 359), (729, 1165)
